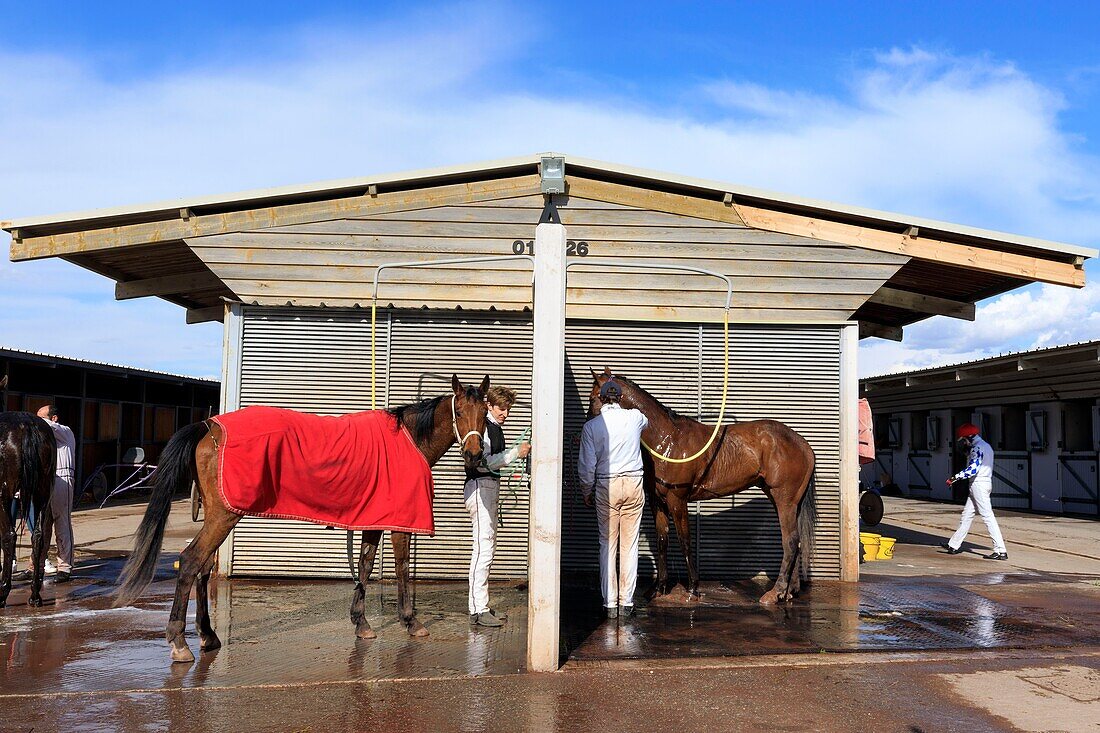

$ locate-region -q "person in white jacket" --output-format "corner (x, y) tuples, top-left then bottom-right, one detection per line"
(942, 423), (1008, 560)
(464, 386), (530, 627)
(578, 378), (649, 620)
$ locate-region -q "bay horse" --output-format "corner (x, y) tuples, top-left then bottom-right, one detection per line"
(587, 369), (816, 605)
(0, 375), (58, 608)
(115, 374), (489, 663)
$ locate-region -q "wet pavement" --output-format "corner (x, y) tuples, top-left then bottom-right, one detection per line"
(0, 556), (528, 695)
(567, 573), (1100, 662)
(1, 497), (1098, 731)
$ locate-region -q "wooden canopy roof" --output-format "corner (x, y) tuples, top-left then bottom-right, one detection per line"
(5, 153), (1094, 338)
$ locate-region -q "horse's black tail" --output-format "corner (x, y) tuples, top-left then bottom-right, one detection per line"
(797, 463), (817, 580)
(19, 419), (55, 522)
(115, 421), (208, 608)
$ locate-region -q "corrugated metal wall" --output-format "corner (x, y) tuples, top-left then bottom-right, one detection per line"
(561, 323), (841, 580)
(230, 307), (842, 580)
(385, 312), (533, 578)
(231, 308), (392, 577)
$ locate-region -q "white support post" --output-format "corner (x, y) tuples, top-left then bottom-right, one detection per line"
(216, 302), (243, 578)
(527, 221), (567, 672)
(839, 322), (860, 581)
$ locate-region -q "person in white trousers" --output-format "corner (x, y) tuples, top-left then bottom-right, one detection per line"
(464, 386), (530, 627)
(943, 423), (1008, 560)
(578, 378), (649, 620)
(28, 405), (76, 582)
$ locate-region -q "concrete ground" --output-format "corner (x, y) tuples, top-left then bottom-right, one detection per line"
(0, 495), (1097, 732)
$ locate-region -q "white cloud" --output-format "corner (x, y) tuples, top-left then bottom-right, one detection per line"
(1, 14), (1098, 378)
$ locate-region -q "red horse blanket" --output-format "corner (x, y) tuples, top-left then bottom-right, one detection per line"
(211, 406), (434, 534)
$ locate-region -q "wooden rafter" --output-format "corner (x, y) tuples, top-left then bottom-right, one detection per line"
(565, 178), (747, 226)
(732, 202), (1084, 287)
(868, 287), (976, 321)
(11, 175), (543, 262)
(185, 305), (225, 325)
(115, 270), (224, 300)
(859, 321), (903, 341)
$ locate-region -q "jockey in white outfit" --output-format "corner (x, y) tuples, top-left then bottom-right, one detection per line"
(943, 423), (1008, 560)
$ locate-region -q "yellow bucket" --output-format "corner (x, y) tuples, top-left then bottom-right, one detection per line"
(860, 533), (881, 562)
(877, 537), (896, 560)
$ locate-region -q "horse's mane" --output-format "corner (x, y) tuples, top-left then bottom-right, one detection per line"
(387, 386), (480, 444)
(611, 375), (688, 421)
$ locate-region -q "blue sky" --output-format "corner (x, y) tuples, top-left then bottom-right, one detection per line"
(3, 1), (1100, 378)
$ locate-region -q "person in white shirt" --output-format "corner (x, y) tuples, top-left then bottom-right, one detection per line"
(36, 405), (76, 581)
(464, 386), (530, 627)
(578, 378), (649, 619)
(942, 423), (1008, 560)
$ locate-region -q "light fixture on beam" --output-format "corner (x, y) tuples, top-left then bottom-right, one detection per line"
(540, 156), (566, 194)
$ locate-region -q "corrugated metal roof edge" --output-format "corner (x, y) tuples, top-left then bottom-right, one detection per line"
(4, 152), (1095, 261)
(861, 339), (1100, 383)
(1, 346), (219, 384)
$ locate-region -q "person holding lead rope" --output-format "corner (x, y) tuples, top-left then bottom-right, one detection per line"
(464, 386), (530, 627)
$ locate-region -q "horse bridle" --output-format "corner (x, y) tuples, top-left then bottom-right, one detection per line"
(451, 395), (483, 450)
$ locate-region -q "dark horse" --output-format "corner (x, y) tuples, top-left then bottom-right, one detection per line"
(0, 376), (58, 608)
(588, 369), (816, 605)
(115, 374), (489, 663)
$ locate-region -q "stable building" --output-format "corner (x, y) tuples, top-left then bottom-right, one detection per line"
(6, 153), (1094, 667)
(1, 346), (219, 495)
(861, 341), (1100, 517)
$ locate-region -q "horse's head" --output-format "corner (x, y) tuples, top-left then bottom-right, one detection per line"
(452, 374), (490, 469)
(587, 367), (626, 419)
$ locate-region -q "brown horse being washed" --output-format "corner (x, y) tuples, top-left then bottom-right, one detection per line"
(115, 374), (489, 663)
(587, 369), (816, 605)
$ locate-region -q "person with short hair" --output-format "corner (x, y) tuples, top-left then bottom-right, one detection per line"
(464, 385), (530, 627)
(36, 404), (76, 582)
(942, 423), (1007, 561)
(578, 377), (649, 620)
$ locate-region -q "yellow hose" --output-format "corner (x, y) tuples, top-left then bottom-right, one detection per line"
(371, 299), (377, 410)
(641, 309), (729, 464)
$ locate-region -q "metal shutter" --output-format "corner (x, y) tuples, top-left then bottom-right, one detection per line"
(562, 322), (842, 581)
(699, 324), (841, 579)
(231, 307), (392, 577)
(386, 311), (533, 578)
(230, 306), (534, 579)
(562, 321), (700, 579)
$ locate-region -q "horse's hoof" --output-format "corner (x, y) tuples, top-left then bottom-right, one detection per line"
(200, 635), (222, 652)
(407, 621), (430, 638)
(759, 589), (779, 605)
(28, 597), (42, 608)
(355, 625), (377, 640)
(170, 645), (196, 664)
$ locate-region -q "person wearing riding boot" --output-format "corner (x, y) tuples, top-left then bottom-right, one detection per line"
(578, 376), (649, 620)
(31, 405), (76, 582)
(465, 386), (530, 627)
(942, 423), (1008, 561)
